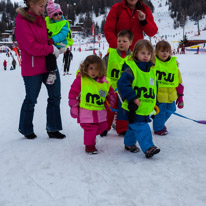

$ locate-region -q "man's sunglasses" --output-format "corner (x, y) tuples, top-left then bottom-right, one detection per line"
(53, 12), (63, 17)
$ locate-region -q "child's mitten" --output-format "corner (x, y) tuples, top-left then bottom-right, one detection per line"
(176, 84), (184, 109)
(128, 102), (138, 123)
(70, 102), (79, 119)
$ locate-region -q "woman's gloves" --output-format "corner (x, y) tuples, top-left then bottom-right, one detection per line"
(176, 84), (184, 109)
(59, 47), (66, 54)
(52, 45), (60, 58)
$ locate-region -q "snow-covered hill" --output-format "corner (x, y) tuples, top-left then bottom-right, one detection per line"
(7, 0), (206, 46)
(151, 0), (206, 43)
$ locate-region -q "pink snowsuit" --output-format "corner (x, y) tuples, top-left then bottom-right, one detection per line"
(69, 73), (115, 146)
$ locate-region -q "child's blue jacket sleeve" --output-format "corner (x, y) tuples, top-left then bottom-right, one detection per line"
(117, 63), (137, 102)
(52, 21), (69, 45)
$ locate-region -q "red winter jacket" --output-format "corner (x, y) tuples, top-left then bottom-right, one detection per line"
(3, 60), (7, 67)
(104, 0), (158, 51)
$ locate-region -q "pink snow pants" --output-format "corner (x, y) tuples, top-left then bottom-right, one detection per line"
(80, 121), (108, 146)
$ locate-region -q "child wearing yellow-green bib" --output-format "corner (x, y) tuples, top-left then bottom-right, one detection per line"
(153, 40), (184, 136)
(118, 39), (160, 158)
(45, 0), (73, 85)
(69, 55), (115, 155)
(101, 30), (133, 137)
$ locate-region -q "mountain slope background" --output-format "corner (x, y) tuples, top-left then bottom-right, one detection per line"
(1, 0), (206, 41)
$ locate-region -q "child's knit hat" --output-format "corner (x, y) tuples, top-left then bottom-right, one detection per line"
(46, 0), (62, 19)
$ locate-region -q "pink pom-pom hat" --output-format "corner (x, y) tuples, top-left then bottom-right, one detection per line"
(46, 0), (63, 18)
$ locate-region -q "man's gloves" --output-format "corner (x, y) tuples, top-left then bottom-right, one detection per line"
(128, 102), (138, 124)
(45, 54), (57, 72)
(176, 84), (184, 109)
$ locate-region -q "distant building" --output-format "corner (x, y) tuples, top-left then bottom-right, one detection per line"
(70, 24), (84, 38)
(0, 29), (14, 42)
(1, 33), (10, 38)
(70, 25), (83, 32)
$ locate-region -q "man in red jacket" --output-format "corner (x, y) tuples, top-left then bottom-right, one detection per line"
(104, 0), (158, 51)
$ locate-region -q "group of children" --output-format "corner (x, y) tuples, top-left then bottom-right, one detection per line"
(68, 29), (184, 158)
(45, 1), (184, 158)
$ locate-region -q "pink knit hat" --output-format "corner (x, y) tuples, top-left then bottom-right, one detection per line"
(46, 0), (63, 18)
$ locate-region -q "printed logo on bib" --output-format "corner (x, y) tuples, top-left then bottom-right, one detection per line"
(156, 71), (175, 83)
(111, 68), (120, 79)
(99, 90), (107, 98)
(134, 86), (155, 99)
(86, 93), (104, 106)
(150, 78), (154, 86)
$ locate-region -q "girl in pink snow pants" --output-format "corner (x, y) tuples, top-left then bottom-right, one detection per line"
(69, 55), (115, 154)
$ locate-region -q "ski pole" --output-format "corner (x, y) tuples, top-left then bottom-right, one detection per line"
(166, 110), (206, 124)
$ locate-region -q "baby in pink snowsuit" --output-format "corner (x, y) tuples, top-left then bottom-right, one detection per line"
(69, 55), (115, 154)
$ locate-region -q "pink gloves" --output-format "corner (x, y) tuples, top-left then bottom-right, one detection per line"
(69, 99), (79, 119)
(176, 84), (184, 109)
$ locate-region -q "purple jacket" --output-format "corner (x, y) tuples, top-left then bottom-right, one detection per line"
(69, 73), (116, 123)
(15, 8), (53, 76)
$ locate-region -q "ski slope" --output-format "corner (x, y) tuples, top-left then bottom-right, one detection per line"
(0, 48), (206, 206)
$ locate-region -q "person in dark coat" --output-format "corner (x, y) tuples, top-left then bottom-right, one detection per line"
(12, 59), (17, 69)
(63, 48), (73, 75)
(104, 0), (158, 51)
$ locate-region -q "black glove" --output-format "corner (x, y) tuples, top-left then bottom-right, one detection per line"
(128, 102), (138, 123)
(45, 53), (57, 72)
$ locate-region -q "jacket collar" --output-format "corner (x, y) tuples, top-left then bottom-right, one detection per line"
(135, 60), (154, 72)
(16, 7), (45, 23)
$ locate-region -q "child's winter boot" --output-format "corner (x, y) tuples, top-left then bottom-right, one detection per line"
(125, 145), (140, 153)
(85, 145), (98, 154)
(145, 146), (160, 158)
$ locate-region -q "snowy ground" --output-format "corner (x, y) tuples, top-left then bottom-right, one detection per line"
(0, 49), (206, 206)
